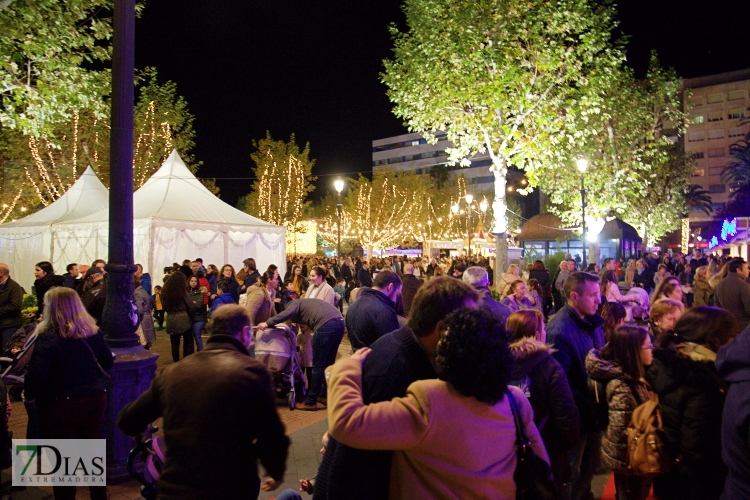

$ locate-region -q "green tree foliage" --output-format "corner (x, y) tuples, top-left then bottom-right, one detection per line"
(382, 0), (624, 269)
(0, 0), (123, 138)
(241, 132), (316, 238)
(686, 184), (712, 217)
(536, 56), (692, 246)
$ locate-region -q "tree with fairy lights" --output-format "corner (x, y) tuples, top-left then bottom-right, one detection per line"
(0, 70), (200, 223)
(240, 132), (316, 242)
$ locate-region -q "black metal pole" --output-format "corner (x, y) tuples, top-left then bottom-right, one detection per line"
(581, 174), (587, 269)
(102, 0), (138, 347)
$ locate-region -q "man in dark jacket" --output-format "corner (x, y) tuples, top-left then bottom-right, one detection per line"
(240, 257), (261, 293)
(357, 261), (373, 287)
(63, 263), (80, 290)
(118, 305), (289, 500)
(313, 277), (478, 500)
(341, 258), (353, 282)
(399, 263), (423, 317)
(81, 267), (107, 325)
(345, 270), (401, 351)
(0, 263), (23, 350)
(717, 325), (750, 500)
(547, 271), (604, 500)
(713, 257), (750, 331)
(462, 266), (511, 326)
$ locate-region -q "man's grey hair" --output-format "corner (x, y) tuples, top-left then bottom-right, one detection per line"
(462, 266), (489, 287)
(403, 263), (414, 274)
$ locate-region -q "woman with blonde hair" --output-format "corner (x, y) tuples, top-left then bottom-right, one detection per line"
(25, 287), (113, 500)
(708, 261), (730, 290)
(498, 264), (521, 296)
(649, 298), (685, 341)
(693, 265), (713, 307)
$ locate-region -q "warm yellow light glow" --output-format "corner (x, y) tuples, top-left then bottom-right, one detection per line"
(576, 158), (589, 173)
(465, 194), (473, 205)
(334, 179), (344, 193)
(451, 204), (459, 214)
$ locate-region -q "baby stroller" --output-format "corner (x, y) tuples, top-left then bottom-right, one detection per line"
(0, 324), (38, 401)
(127, 424), (165, 500)
(254, 324), (306, 410)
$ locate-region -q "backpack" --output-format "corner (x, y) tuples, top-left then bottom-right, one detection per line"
(625, 383), (671, 476)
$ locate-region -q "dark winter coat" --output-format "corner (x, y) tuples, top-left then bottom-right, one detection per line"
(585, 349), (650, 473)
(314, 325), (437, 500)
(82, 280), (107, 326)
(716, 327), (750, 500)
(188, 288), (207, 323)
(165, 293), (196, 335)
(0, 278), (23, 331)
(217, 277), (240, 303)
(632, 268), (654, 292)
(357, 267), (373, 288)
(693, 278), (713, 307)
(713, 272), (750, 332)
(207, 272), (218, 295)
(646, 343), (727, 500)
(529, 269), (551, 290)
(63, 273), (79, 290)
(140, 273), (152, 295)
(118, 335), (289, 500)
(344, 288), (400, 351)
(34, 273), (65, 317)
(475, 285), (512, 326)
(400, 274), (423, 317)
(547, 304), (605, 433)
(511, 338), (579, 484)
(25, 329), (113, 405)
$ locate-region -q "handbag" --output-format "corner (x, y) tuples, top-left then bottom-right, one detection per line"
(506, 389), (555, 500)
(80, 339), (111, 379)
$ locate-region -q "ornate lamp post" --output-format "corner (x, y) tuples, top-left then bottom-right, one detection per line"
(577, 158), (589, 267)
(334, 179), (344, 258)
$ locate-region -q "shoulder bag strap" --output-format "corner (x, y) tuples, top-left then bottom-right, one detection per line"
(506, 389), (530, 448)
(80, 339), (111, 379)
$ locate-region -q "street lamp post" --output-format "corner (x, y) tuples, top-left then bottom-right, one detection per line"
(465, 194), (474, 256)
(577, 158), (589, 267)
(334, 179), (344, 258)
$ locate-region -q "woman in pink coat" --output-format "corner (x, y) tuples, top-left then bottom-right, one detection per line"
(326, 308), (549, 500)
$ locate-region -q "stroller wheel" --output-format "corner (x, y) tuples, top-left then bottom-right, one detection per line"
(288, 391), (295, 410)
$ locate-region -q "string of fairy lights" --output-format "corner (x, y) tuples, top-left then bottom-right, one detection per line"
(0, 102), (177, 224)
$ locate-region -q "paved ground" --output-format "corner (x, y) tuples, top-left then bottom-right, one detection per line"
(1, 315), (614, 500)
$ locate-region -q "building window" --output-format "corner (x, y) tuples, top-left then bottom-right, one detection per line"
(688, 132), (705, 142)
(709, 166), (724, 176)
(691, 115), (704, 124)
(728, 90), (746, 101)
(708, 147), (726, 158)
(692, 151), (705, 159)
(708, 129), (725, 140)
(689, 97), (705, 107)
(729, 110), (744, 120)
(707, 93), (724, 104)
(712, 202), (726, 211)
(729, 127), (746, 138)
(708, 112), (723, 122)
(693, 169), (705, 177)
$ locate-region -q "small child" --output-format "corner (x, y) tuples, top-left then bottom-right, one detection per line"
(527, 279), (544, 314)
(209, 281), (235, 316)
(280, 279), (299, 309)
(152, 285), (164, 329)
(333, 277), (346, 313)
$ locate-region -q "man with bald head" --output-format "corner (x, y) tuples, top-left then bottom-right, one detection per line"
(0, 263), (23, 350)
(400, 262), (423, 317)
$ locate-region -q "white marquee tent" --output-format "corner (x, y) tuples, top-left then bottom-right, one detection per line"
(0, 166), (109, 291)
(53, 150), (287, 286)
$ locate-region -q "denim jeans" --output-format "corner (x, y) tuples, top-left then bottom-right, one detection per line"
(566, 431), (603, 500)
(192, 321), (205, 351)
(306, 318), (345, 405)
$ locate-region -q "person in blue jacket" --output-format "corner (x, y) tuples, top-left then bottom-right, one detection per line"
(136, 264), (151, 295)
(210, 281), (235, 316)
(717, 324), (750, 500)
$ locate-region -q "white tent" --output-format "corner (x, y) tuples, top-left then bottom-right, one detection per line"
(0, 166), (109, 291)
(52, 150), (286, 285)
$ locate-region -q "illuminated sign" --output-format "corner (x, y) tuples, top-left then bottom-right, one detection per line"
(720, 218), (737, 241)
(709, 236), (719, 249)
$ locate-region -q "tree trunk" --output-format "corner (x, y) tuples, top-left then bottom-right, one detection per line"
(491, 161), (509, 291)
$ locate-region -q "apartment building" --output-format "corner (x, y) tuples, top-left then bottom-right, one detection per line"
(683, 68), (750, 222)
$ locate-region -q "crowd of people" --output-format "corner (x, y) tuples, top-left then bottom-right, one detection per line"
(0, 247), (749, 500)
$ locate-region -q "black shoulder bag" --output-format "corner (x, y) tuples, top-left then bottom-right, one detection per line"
(507, 389), (555, 500)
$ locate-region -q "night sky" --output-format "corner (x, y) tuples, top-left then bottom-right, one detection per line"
(134, 0), (750, 206)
